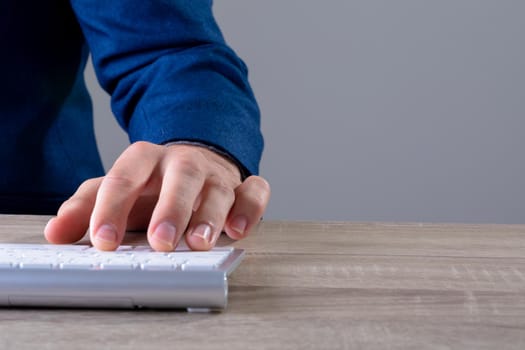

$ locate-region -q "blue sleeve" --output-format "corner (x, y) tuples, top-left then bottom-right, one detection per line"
(69, 0), (263, 175)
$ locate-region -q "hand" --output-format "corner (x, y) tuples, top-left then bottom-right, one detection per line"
(44, 142), (270, 251)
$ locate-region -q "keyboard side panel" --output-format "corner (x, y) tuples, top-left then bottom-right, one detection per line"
(0, 269), (227, 310)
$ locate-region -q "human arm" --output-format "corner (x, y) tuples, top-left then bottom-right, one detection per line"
(44, 1), (270, 250)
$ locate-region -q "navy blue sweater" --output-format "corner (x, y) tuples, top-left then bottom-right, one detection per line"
(0, 1), (262, 214)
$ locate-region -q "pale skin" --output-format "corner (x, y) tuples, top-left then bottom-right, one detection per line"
(44, 142), (271, 252)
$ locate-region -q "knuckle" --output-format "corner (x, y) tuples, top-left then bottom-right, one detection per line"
(57, 196), (89, 216)
(244, 176), (271, 198)
(102, 174), (138, 190)
(248, 176), (271, 193)
(76, 177), (101, 192)
(58, 196), (79, 211)
(242, 188), (269, 210)
(212, 181), (235, 202)
(249, 192), (268, 209)
(170, 197), (194, 216)
(172, 154), (205, 179)
(127, 141), (154, 154)
(59, 177), (102, 215)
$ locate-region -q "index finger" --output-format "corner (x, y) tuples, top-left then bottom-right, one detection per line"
(89, 142), (161, 250)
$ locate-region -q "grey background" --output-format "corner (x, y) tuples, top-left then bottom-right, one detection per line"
(87, 0), (525, 224)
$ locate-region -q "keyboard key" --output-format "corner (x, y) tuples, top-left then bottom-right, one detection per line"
(0, 243), (233, 272)
(0, 244), (87, 251)
(0, 243), (243, 310)
(140, 263), (178, 270)
(59, 263), (94, 270)
(20, 262), (55, 269)
(99, 263), (136, 270)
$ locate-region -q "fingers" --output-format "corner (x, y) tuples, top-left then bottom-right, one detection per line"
(89, 142), (160, 251)
(224, 176), (271, 240)
(44, 177), (102, 244)
(185, 178), (236, 251)
(147, 153), (206, 251)
(46, 142), (271, 252)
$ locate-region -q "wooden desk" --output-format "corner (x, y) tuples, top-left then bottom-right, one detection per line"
(0, 215), (524, 349)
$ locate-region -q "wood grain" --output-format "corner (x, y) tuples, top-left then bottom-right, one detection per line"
(0, 215), (524, 349)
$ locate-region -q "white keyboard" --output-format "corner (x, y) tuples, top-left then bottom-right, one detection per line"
(0, 243), (245, 311)
(0, 243), (234, 271)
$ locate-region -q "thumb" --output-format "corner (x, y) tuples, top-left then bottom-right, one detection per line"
(44, 177), (102, 244)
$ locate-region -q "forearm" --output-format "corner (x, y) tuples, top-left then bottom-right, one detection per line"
(70, 0), (263, 175)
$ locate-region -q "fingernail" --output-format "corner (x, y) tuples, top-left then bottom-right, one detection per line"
(191, 223), (212, 243)
(231, 216), (248, 235)
(95, 224), (117, 244)
(153, 222), (177, 249)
